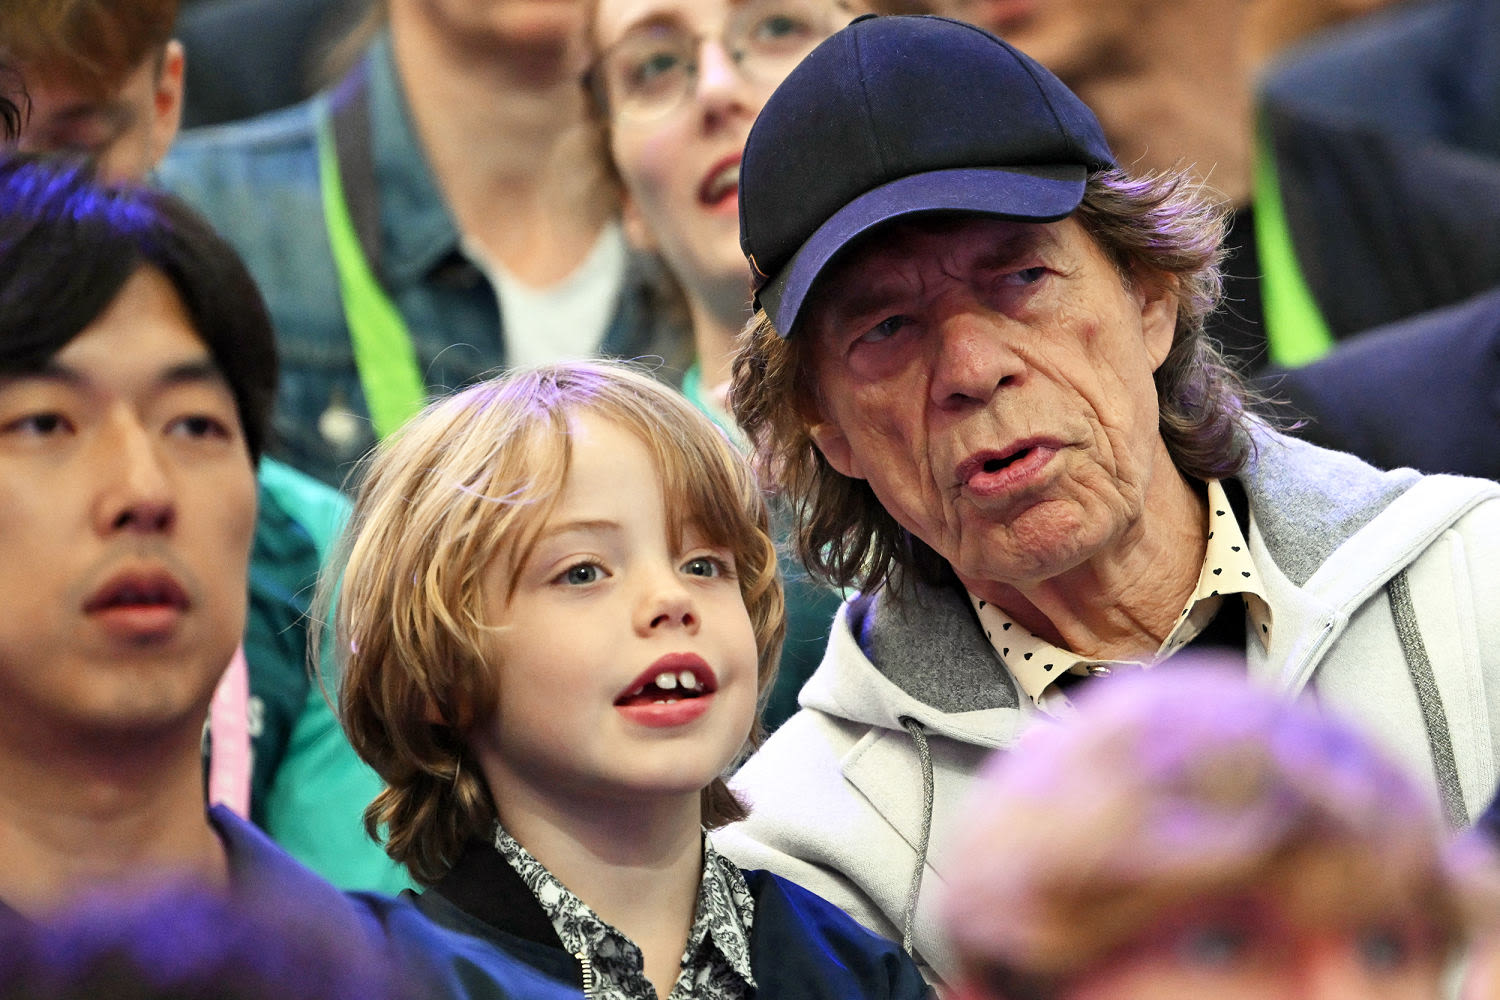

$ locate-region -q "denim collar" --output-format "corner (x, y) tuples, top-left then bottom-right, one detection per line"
(361, 32), (464, 289)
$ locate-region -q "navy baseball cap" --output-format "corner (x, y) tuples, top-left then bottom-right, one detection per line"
(740, 14), (1117, 337)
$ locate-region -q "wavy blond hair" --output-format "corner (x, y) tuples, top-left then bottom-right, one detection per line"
(329, 361), (784, 886)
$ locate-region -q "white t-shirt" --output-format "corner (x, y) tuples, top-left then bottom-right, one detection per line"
(472, 221), (628, 368)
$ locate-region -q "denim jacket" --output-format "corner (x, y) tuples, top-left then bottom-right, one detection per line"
(160, 33), (691, 488)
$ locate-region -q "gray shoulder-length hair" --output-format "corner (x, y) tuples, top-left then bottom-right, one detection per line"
(729, 167), (1256, 597)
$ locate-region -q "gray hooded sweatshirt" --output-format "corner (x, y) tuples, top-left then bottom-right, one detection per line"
(715, 430), (1500, 983)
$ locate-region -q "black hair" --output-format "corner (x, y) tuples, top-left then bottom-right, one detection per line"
(0, 155), (277, 461)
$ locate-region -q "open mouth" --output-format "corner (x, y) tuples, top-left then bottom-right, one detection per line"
(981, 447), (1032, 475)
(698, 158), (740, 208)
(616, 669), (715, 707)
(957, 440), (1057, 490)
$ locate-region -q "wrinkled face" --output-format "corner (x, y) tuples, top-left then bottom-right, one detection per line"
(472, 413), (759, 819)
(0, 267), (257, 752)
(594, 0), (845, 319)
(1058, 893), (1445, 1000)
(931, 0), (1143, 84)
(804, 215), (1179, 594)
(15, 42), (184, 182)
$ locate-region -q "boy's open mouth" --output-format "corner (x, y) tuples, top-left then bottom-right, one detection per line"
(614, 660), (718, 707)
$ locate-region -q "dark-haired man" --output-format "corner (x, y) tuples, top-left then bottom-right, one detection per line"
(0, 157), (575, 1000)
(716, 14), (1500, 982)
(0, 0), (405, 893)
(0, 157), (286, 916)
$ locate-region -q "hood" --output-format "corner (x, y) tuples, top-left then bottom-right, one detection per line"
(796, 426), (1497, 739)
(797, 585), (1025, 751)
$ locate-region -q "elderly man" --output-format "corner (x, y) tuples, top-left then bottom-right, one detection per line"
(716, 14), (1500, 983)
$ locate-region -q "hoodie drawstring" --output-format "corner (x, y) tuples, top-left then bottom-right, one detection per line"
(898, 716), (935, 958)
(1388, 571), (1469, 829)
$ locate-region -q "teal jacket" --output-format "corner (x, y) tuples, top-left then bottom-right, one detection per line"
(243, 458), (408, 893)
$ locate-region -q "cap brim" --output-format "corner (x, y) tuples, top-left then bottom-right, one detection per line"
(758, 165), (1088, 337)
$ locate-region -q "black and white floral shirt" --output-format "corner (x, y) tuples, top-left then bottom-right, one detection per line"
(492, 824), (756, 1000)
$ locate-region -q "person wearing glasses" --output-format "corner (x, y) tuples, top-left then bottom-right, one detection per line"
(585, 0), (894, 731)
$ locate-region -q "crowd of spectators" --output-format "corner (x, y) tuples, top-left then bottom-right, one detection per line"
(1, 1), (1499, 998)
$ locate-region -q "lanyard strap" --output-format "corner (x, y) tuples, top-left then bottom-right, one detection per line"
(207, 645), (252, 818)
(1251, 112), (1335, 368)
(315, 100), (427, 439)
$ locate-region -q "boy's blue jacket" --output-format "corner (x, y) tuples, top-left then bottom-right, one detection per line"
(389, 838), (934, 999)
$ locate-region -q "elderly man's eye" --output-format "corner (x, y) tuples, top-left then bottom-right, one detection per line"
(856, 315), (910, 345)
(1003, 266), (1048, 286)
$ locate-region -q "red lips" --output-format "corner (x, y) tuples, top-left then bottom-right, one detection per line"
(615, 653), (718, 707)
(697, 154), (741, 209)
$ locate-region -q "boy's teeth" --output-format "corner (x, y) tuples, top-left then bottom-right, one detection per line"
(679, 671), (699, 691)
(655, 671), (678, 690)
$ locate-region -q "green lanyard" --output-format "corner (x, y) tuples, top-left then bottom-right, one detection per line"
(315, 107), (427, 440)
(1251, 112), (1335, 368)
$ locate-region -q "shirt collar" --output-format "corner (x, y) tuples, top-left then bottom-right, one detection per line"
(970, 479), (1274, 711)
(491, 823), (757, 992)
(364, 32), (466, 288)
(692, 839), (757, 986)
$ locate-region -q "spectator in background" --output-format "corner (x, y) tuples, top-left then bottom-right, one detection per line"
(942, 667), (1464, 1000)
(0, 0), (182, 181)
(176, 0), (369, 129)
(1254, 0), (1500, 485)
(1268, 285), (1500, 481)
(1255, 0), (1500, 485)
(159, 0), (692, 489)
(1257, 0), (1500, 342)
(1244, 0), (1409, 66)
(0, 0), (407, 894)
(1, 67), (24, 141)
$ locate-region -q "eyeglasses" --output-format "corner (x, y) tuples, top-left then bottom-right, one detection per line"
(588, 0), (849, 122)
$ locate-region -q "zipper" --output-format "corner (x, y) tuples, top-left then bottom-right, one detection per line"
(1285, 617), (1337, 693)
(575, 950), (596, 999)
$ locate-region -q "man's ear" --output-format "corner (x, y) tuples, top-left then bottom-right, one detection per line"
(809, 420), (863, 480)
(146, 39), (185, 170)
(1135, 268), (1180, 371)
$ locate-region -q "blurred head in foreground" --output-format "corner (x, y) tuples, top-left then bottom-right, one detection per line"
(943, 666), (1462, 1000)
(0, 886), (412, 1000)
